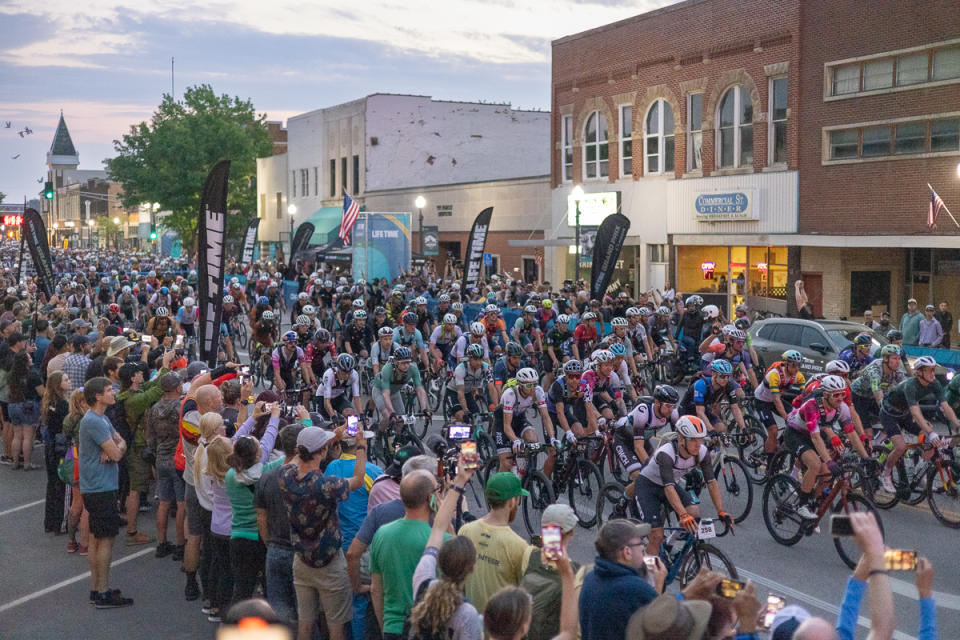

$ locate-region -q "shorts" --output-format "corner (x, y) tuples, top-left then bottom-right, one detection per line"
(293, 552), (353, 626)
(0, 401), (9, 422)
(852, 394), (880, 426)
(126, 445), (152, 494)
(8, 400), (39, 425)
(319, 394), (352, 420)
(156, 459), (185, 503)
(879, 410), (922, 438)
(784, 427), (816, 458)
(185, 483), (212, 537)
(444, 388), (481, 416)
(372, 389), (404, 418)
(83, 490), (121, 539)
(633, 475), (693, 529)
(757, 400), (779, 429)
(493, 410), (534, 454)
(182, 323), (196, 337)
(614, 438), (654, 475)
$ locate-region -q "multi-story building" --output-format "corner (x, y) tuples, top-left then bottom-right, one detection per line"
(257, 94), (550, 278)
(550, 0), (960, 333)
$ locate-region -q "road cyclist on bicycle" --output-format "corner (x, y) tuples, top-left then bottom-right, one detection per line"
(452, 321), (491, 365)
(393, 312), (430, 373)
(754, 350), (806, 464)
(791, 359), (869, 458)
(838, 333), (875, 379)
(273, 330), (314, 405)
(444, 343), (497, 422)
(679, 359), (748, 434)
(850, 345), (905, 443)
(579, 349), (627, 426)
(370, 326), (397, 375)
(371, 346), (429, 430)
(316, 352), (363, 422)
(546, 359), (591, 440)
(613, 384), (680, 506)
(494, 367), (558, 476)
(429, 313), (462, 372)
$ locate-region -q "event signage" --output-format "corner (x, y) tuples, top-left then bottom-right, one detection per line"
(22, 208), (54, 297)
(590, 212), (631, 300)
(462, 207), (493, 292)
(241, 218), (260, 265)
(423, 225), (439, 255)
(197, 161), (230, 368)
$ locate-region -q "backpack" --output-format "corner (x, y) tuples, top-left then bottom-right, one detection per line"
(519, 549), (581, 640)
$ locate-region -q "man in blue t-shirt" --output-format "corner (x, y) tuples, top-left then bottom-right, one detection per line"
(78, 377), (134, 609)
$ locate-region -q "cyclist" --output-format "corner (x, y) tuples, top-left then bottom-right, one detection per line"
(148, 286), (172, 316)
(317, 352), (363, 420)
(679, 359), (746, 434)
(413, 296), (433, 339)
(385, 288), (406, 322)
(370, 326), (397, 375)
(626, 308), (656, 364)
(785, 375), (850, 519)
(446, 343), (497, 422)
(306, 328), (336, 382)
(579, 349), (626, 425)
(647, 306), (676, 353)
(429, 313), (462, 371)
(512, 305), (543, 353)
(494, 367), (557, 476)
(607, 342), (638, 405)
(545, 314), (573, 371)
(572, 312), (598, 361)
(675, 296), (705, 368)
(792, 361), (869, 457)
(147, 306), (176, 343)
(177, 296), (198, 343)
(755, 350), (806, 461)
(850, 346), (906, 441)
(118, 285), (138, 325)
(343, 309), (373, 359)
(229, 279), (248, 312)
(452, 322), (491, 365)
(219, 294), (241, 362)
(838, 333), (874, 379)
(700, 325), (754, 389)
(273, 330), (314, 402)
(449, 301), (467, 332)
(372, 306), (391, 336)
(372, 347), (428, 429)
(393, 311), (430, 372)
(493, 342), (527, 387)
(635, 415), (732, 556)
(250, 295), (273, 326)
(291, 291), (311, 325)
(547, 359), (589, 439)
(536, 298), (557, 334)
(105, 302), (124, 329)
(293, 314), (314, 349)
(614, 384), (680, 505)
(878, 355), (960, 492)
(251, 309), (278, 356)
(344, 298), (365, 327)
(482, 304), (510, 351)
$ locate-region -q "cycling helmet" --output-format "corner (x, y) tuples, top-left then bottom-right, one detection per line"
(638, 307), (653, 317)
(415, 296), (427, 306)
(782, 349), (803, 363)
(465, 343), (484, 359)
(735, 318), (750, 331)
(378, 326), (393, 337)
(710, 359), (734, 375)
(523, 305), (537, 314)
(353, 309), (367, 320)
(582, 311), (597, 321)
(451, 302), (463, 311)
(352, 299), (364, 308)
(261, 310), (275, 321)
(731, 329), (747, 340)
(443, 313), (456, 324)
(438, 294), (451, 303)
(563, 360), (583, 375)
(315, 328), (331, 342)
(394, 346), (412, 361)
(121, 286), (131, 294)
(702, 304), (720, 319)
(108, 303), (120, 313)
(542, 299), (553, 309)
(302, 304), (316, 315)
(325, 280), (334, 288)
(625, 307), (639, 317)
(685, 296), (699, 307)
(653, 384), (680, 404)
(101, 276), (110, 284)
(485, 304), (499, 314)
(516, 368), (539, 384)
(820, 375), (847, 393)
(183, 297), (195, 307)
(825, 360), (850, 374)
(854, 333), (873, 347)
(721, 324), (737, 336)
(374, 306), (386, 315)
(505, 342), (524, 357)
(886, 329), (903, 341)
(914, 355), (937, 369)
(880, 344), (902, 357)
(230, 277), (240, 285)
(160, 287), (169, 295)
(593, 350), (613, 364)
(283, 330), (297, 342)
(611, 317), (628, 327)
(657, 306), (671, 316)
(336, 353), (355, 371)
(298, 292), (309, 301)
(609, 343), (626, 357)
(257, 296), (269, 305)
(557, 314), (570, 325)
(470, 321), (485, 336)
(402, 312), (418, 324)
(295, 315), (311, 326)
(676, 415), (707, 439)
(155, 307), (169, 317)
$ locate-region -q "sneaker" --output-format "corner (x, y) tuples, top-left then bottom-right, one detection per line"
(201, 601), (214, 615)
(797, 504), (818, 520)
(185, 578), (201, 601)
(207, 609), (221, 623)
(880, 472), (896, 494)
(0, 456), (12, 465)
(67, 541), (79, 554)
(125, 531), (154, 546)
(78, 545), (89, 556)
(95, 591), (134, 609)
(91, 589), (121, 604)
(155, 542), (174, 558)
(612, 496), (629, 519)
(172, 545), (185, 562)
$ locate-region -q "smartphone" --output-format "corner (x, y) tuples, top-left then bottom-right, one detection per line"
(346, 415), (359, 437)
(447, 424), (471, 440)
(240, 366), (251, 377)
(884, 549), (918, 571)
(175, 335), (184, 348)
(829, 514), (854, 537)
(461, 441), (479, 470)
(643, 556), (658, 573)
(716, 579), (745, 599)
(759, 595), (786, 630)
(542, 524), (563, 561)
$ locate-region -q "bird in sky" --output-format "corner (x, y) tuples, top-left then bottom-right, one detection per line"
(2, 122), (10, 128)
(11, 154), (20, 160)
(24, 127), (32, 135)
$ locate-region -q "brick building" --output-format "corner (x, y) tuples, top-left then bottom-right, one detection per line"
(549, 0), (960, 336)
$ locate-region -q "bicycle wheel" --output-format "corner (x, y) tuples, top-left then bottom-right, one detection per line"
(736, 420), (770, 485)
(899, 454), (928, 506)
(678, 543), (739, 586)
(832, 493), (883, 569)
(236, 322), (248, 351)
(567, 459), (604, 529)
(396, 428), (424, 455)
(767, 449), (796, 482)
(521, 470), (556, 537)
(595, 481), (628, 527)
(411, 413), (430, 440)
(480, 457), (501, 502)
(476, 430), (496, 466)
(856, 458), (901, 509)
(370, 431), (393, 468)
(761, 474), (806, 546)
(927, 461), (960, 528)
(427, 377), (442, 414)
(715, 455), (753, 523)
(666, 357), (686, 386)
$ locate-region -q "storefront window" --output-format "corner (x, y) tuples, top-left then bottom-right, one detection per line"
(677, 246), (787, 316)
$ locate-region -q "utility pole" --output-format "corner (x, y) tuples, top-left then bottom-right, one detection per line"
(171, 57), (175, 97)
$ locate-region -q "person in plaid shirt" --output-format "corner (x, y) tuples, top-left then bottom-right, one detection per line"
(62, 334), (93, 391)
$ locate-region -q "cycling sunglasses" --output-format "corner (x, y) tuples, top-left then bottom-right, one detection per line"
(566, 372), (581, 379)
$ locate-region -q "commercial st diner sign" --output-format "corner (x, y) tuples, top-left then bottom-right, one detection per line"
(694, 189), (758, 221)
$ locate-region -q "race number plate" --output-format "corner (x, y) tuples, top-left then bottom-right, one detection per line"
(698, 519), (716, 539)
(403, 415), (417, 426)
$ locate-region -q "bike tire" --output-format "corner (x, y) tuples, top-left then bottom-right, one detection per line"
(476, 431), (497, 466)
(666, 357), (686, 386)
(761, 474), (806, 546)
(521, 470), (556, 537)
(832, 493), (883, 569)
(766, 449), (796, 483)
(679, 543), (739, 586)
(480, 457), (501, 503)
(371, 431), (394, 468)
(736, 417), (769, 485)
(856, 458), (901, 509)
(595, 481), (628, 527)
(716, 455), (754, 524)
(926, 462), (960, 528)
(899, 455), (928, 506)
(567, 459), (604, 529)
(397, 428), (424, 455)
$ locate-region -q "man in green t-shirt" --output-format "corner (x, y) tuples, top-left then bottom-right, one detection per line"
(372, 347), (428, 429)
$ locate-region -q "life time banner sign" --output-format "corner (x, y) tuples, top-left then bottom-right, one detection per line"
(694, 189), (758, 221)
(567, 191), (620, 226)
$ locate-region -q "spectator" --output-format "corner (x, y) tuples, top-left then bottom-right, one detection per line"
(918, 305), (944, 348)
(8, 350), (43, 470)
(62, 389), (90, 554)
(624, 595), (711, 640)
(200, 432), (234, 623)
(863, 310), (880, 331)
(900, 299), (922, 346)
(485, 549), (577, 640)
(41, 370), (71, 533)
(367, 444), (420, 512)
(935, 301), (953, 349)
(62, 333), (92, 390)
(144, 371), (187, 559)
(458, 472), (533, 616)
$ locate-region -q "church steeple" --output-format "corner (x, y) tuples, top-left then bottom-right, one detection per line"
(47, 111), (79, 168)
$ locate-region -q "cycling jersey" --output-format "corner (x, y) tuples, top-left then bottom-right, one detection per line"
(787, 396), (852, 435)
(369, 341), (397, 367)
(544, 327), (573, 358)
(392, 326), (425, 351)
(838, 347), (873, 376)
(791, 375), (853, 409)
(452, 335), (490, 361)
(849, 359), (905, 398)
(147, 316), (173, 340)
(500, 385), (547, 416)
(483, 316), (507, 340)
(512, 318), (540, 347)
(615, 399), (679, 443)
(317, 368), (360, 399)
(372, 363), (423, 394)
(573, 324), (597, 350)
(272, 345), (305, 386)
(177, 306), (197, 326)
(754, 362), (806, 403)
(344, 323), (373, 354)
(493, 357), (525, 386)
(638, 440), (714, 487)
(882, 377), (945, 418)
(627, 324), (648, 353)
(429, 325), (462, 347)
(675, 309), (704, 340)
(449, 361), (493, 393)
(679, 374), (738, 418)
(578, 369), (623, 405)
(546, 378), (584, 415)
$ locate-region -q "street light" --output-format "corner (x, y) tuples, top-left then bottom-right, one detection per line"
(571, 185), (584, 284)
(415, 195), (426, 255)
(113, 217), (120, 224)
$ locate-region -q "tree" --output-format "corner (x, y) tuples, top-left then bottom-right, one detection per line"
(107, 84), (272, 249)
(0, 192), (5, 204)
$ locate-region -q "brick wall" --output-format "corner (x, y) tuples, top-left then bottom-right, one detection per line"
(800, 246), (905, 320)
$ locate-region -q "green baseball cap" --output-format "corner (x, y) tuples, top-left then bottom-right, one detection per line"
(485, 472), (530, 501)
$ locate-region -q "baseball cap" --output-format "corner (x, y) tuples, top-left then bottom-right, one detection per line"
(296, 426), (335, 453)
(908, 298), (918, 304)
(70, 318), (92, 329)
(185, 360), (207, 380)
(769, 605), (811, 640)
(625, 595), (711, 640)
(160, 371), (183, 392)
(925, 304), (935, 311)
(385, 445), (421, 478)
(118, 362), (140, 384)
(542, 504), (578, 533)
(485, 472), (530, 501)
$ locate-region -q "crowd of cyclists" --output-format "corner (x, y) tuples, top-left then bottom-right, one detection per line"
(0, 243), (951, 640)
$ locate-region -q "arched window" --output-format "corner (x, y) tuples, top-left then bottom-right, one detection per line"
(717, 86), (753, 168)
(644, 99), (675, 175)
(583, 111), (609, 179)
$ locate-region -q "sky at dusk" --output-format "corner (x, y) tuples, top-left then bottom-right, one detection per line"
(0, 0), (680, 201)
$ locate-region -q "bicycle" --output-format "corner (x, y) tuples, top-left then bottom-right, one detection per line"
(581, 423), (628, 485)
(369, 413), (425, 468)
(399, 383), (432, 440)
(657, 516), (738, 588)
(481, 442), (556, 536)
(231, 316), (248, 352)
(249, 343), (273, 388)
(551, 438), (604, 528)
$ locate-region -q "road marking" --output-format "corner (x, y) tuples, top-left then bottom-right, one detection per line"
(0, 546), (155, 614)
(887, 576), (960, 612)
(738, 568), (918, 640)
(0, 499), (43, 517)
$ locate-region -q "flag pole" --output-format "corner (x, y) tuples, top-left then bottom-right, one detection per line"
(928, 183), (960, 229)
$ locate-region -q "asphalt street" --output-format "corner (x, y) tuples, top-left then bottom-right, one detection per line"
(1, 348), (957, 640)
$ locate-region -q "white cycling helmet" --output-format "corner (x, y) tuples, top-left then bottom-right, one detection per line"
(516, 368), (539, 384)
(625, 307), (640, 317)
(914, 355), (937, 369)
(485, 304), (499, 314)
(676, 415), (708, 439)
(703, 304), (720, 319)
(523, 305), (537, 314)
(820, 375), (847, 393)
(593, 349), (613, 363)
(155, 307), (169, 317)
(183, 297), (195, 307)
(223, 294), (234, 304)
(470, 321), (485, 336)
(302, 305), (316, 315)
(825, 360), (850, 374)
(582, 311), (597, 321)
(261, 310), (275, 320)
(121, 286), (132, 294)
(721, 324), (737, 336)
(415, 296), (427, 305)
(611, 317), (628, 327)
(296, 314), (311, 326)
(443, 313), (456, 324)
(378, 326), (393, 337)
(298, 292), (309, 301)
(352, 298), (364, 308)
(557, 314), (570, 325)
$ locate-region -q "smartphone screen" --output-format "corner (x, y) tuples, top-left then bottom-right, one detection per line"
(829, 514), (854, 537)
(542, 525), (562, 561)
(643, 556), (658, 573)
(884, 549), (918, 571)
(760, 595), (786, 629)
(448, 424), (471, 440)
(175, 335), (184, 348)
(461, 441), (478, 470)
(346, 415), (359, 437)
(716, 579), (745, 599)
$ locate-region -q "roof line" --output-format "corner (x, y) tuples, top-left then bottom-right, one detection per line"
(552, 0), (708, 46)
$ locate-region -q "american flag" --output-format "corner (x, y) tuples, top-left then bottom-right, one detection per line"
(339, 190), (360, 244)
(534, 247), (544, 266)
(929, 186), (946, 229)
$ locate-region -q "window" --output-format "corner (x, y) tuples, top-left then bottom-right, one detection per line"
(687, 93), (703, 171)
(341, 157), (347, 191)
(275, 192), (282, 220)
(829, 130), (859, 159)
(649, 244), (667, 263)
(850, 271), (891, 317)
(832, 64), (860, 95)
(300, 169), (309, 197)
(644, 99), (675, 175)
(769, 77), (788, 165)
(894, 122), (926, 154)
(619, 105), (633, 176)
(291, 170), (296, 198)
(862, 59), (893, 91)
(897, 53), (928, 85)
(931, 119), (960, 152)
(583, 111), (608, 179)
(314, 167), (318, 196)
(352, 155), (360, 194)
(717, 86), (753, 168)
(799, 326), (827, 350)
(561, 115), (573, 182)
(861, 126), (891, 157)
(770, 323), (802, 347)
(933, 46), (960, 81)
(329, 159), (336, 198)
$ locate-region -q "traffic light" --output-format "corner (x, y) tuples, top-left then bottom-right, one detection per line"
(43, 181), (54, 200)
(149, 225), (158, 240)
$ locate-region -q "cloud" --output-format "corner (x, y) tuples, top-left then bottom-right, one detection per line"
(0, 31), (138, 68)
